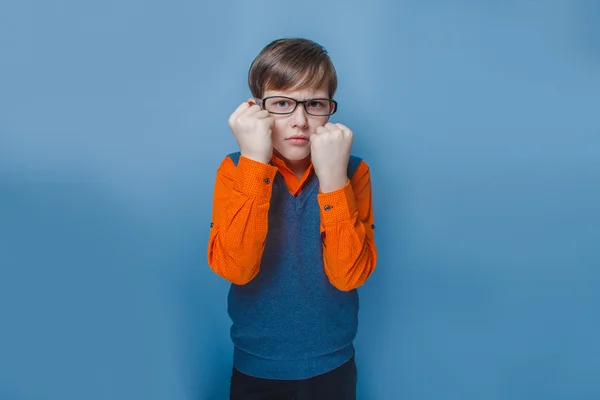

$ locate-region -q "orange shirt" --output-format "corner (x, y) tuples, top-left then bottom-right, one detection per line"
(207, 154), (377, 292)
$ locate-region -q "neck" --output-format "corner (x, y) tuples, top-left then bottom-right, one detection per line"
(274, 150), (311, 179)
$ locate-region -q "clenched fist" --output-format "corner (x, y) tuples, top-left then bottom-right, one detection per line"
(310, 122), (353, 193)
(228, 99), (274, 164)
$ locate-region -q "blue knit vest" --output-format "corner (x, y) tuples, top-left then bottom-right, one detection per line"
(226, 152), (363, 380)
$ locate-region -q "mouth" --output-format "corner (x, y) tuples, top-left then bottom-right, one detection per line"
(286, 136), (309, 141)
(286, 136), (310, 146)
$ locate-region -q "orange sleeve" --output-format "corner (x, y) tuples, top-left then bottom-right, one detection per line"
(207, 155), (278, 285)
(317, 160), (377, 291)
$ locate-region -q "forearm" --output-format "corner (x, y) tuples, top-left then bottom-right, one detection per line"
(208, 195), (270, 284)
(318, 179), (377, 291)
(208, 156), (277, 285)
(321, 218), (377, 291)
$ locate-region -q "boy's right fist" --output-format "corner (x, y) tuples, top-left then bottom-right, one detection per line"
(228, 99), (274, 164)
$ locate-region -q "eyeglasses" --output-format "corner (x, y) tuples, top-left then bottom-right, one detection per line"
(256, 96), (338, 116)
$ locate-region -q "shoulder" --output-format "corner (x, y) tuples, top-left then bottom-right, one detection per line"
(347, 155), (369, 179)
(214, 152), (239, 183)
(215, 151), (242, 172)
(226, 151), (242, 166)
(348, 155), (371, 192)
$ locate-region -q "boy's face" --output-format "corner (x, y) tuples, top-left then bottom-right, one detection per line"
(257, 88), (331, 163)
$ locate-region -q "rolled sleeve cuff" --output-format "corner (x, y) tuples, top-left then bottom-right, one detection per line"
(317, 180), (358, 224)
(233, 156), (278, 198)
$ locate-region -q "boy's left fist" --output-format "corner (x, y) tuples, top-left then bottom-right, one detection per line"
(310, 122), (353, 193)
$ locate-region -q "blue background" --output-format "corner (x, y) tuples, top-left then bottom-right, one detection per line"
(1, 1), (599, 399)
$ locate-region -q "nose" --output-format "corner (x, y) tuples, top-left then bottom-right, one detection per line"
(291, 102), (308, 127)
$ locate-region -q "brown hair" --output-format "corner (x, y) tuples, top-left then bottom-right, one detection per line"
(248, 38), (338, 99)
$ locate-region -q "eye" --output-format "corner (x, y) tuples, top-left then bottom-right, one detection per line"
(308, 100), (326, 108)
(264, 97), (297, 113)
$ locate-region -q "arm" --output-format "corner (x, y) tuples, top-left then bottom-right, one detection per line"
(317, 161), (377, 291)
(207, 155), (277, 285)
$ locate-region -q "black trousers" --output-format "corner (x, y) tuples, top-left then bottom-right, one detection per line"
(229, 355), (357, 400)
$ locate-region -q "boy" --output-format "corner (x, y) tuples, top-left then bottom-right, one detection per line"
(207, 37), (377, 399)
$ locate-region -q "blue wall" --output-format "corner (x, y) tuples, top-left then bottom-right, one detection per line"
(1, 1), (599, 399)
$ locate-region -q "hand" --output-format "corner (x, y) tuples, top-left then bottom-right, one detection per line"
(310, 122), (353, 193)
(228, 99), (274, 164)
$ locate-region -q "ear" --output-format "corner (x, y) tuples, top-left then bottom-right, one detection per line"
(247, 98), (257, 106)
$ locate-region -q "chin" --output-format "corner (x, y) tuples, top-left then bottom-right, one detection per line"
(274, 147), (311, 162)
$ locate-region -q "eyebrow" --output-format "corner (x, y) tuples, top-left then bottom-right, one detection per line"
(264, 94), (329, 99)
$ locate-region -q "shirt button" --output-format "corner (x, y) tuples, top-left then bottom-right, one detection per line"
(324, 205), (332, 211)
(210, 222), (214, 228)
(371, 224), (375, 229)
(264, 178), (270, 184)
